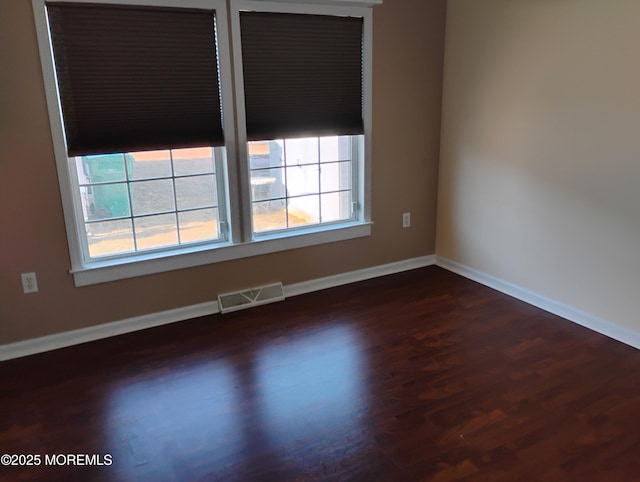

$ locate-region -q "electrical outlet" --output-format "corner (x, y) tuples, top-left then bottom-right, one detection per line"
(402, 212), (411, 228)
(21, 272), (38, 294)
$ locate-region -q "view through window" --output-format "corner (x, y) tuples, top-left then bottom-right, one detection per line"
(76, 147), (225, 258)
(78, 135), (358, 257)
(249, 136), (356, 233)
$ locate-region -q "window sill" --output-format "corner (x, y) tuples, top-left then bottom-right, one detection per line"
(70, 222), (372, 287)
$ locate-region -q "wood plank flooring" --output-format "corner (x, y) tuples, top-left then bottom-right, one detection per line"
(2, 266), (640, 481)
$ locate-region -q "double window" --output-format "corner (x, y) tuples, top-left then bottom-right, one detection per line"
(33, 0), (375, 286)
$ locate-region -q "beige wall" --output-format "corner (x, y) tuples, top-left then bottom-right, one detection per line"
(437, 0), (640, 332)
(0, 0), (446, 344)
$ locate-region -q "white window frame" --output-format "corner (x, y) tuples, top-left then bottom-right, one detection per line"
(230, 1), (374, 242)
(33, 0), (374, 287)
(70, 147), (232, 261)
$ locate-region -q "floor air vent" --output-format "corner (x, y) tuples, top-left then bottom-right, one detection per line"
(217, 282), (285, 314)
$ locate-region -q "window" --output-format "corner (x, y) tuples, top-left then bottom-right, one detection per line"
(32, 0), (376, 286)
(234, 6), (365, 238)
(75, 147), (227, 259)
(249, 136), (356, 233)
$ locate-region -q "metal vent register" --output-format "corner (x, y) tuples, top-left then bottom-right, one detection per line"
(217, 282), (285, 314)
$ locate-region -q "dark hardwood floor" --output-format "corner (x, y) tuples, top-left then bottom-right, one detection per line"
(2, 266), (640, 481)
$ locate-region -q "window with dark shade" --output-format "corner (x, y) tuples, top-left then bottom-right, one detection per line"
(33, 0), (376, 286)
(239, 12), (364, 141)
(47, 3), (224, 156)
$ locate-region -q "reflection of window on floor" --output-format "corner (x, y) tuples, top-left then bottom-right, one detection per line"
(106, 324), (363, 479)
(106, 360), (241, 480)
(249, 136), (356, 234)
(256, 325), (364, 445)
(77, 147), (225, 258)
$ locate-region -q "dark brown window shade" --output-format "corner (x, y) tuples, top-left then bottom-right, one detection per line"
(46, 3), (224, 156)
(240, 12), (364, 141)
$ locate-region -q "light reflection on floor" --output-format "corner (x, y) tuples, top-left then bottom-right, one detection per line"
(106, 360), (242, 480)
(105, 324), (365, 479)
(256, 325), (365, 446)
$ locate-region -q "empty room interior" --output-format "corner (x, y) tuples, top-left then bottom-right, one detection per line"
(2, 0), (640, 480)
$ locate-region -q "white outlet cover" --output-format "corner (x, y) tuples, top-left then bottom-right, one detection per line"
(402, 212), (411, 228)
(21, 272), (39, 293)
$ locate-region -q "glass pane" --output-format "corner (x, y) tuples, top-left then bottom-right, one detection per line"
(178, 208), (218, 243)
(321, 161), (351, 193)
(319, 136), (351, 163)
(250, 168), (286, 202)
(249, 140), (284, 173)
(249, 140), (288, 232)
(172, 147), (214, 176)
(286, 164), (319, 196)
(85, 219), (134, 258)
(130, 179), (175, 216)
(253, 200), (287, 232)
(175, 175), (217, 210)
(80, 154), (127, 183)
(80, 184), (131, 221)
(284, 137), (319, 166)
(129, 150), (171, 180)
(134, 214), (178, 250)
(289, 194), (320, 226)
(321, 191), (352, 223)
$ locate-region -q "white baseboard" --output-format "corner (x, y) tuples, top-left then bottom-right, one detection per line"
(0, 301), (219, 362)
(6, 254), (636, 361)
(435, 256), (640, 351)
(0, 255), (435, 361)
(285, 255), (435, 297)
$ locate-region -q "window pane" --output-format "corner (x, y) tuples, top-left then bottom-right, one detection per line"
(81, 184), (131, 221)
(178, 208), (218, 243)
(321, 161), (351, 193)
(129, 150), (171, 180)
(286, 164), (319, 196)
(249, 140), (284, 175)
(134, 214), (178, 250)
(74, 146), (227, 259)
(321, 191), (351, 223)
(172, 147), (215, 176)
(86, 219), (134, 258)
(253, 201), (287, 232)
(289, 194), (319, 226)
(284, 137), (318, 166)
(320, 136), (351, 163)
(130, 179), (175, 216)
(175, 175), (217, 210)
(250, 168), (286, 202)
(80, 154), (127, 183)
(251, 135), (358, 235)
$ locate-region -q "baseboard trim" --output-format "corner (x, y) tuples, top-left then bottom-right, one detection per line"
(0, 255), (435, 361)
(8, 255), (635, 360)
(0, 301), (219, 362)
(285, 255), (436, 297)
(435, 256), (640, 351)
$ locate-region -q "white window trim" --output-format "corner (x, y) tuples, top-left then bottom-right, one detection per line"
(230, 0), (374, 236)
(33, 0), (374, 287)
(70, 222), (372, 286)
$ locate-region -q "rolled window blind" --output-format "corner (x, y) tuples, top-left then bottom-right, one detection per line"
(47, 3), (224, 156)
(239, 12), (364, 141)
